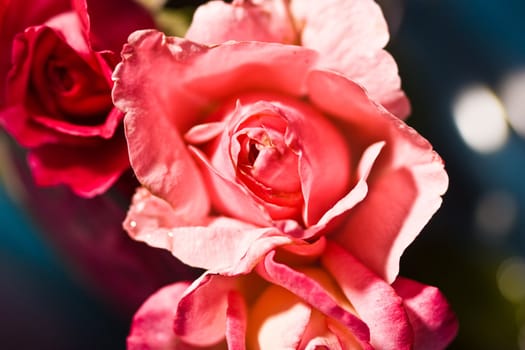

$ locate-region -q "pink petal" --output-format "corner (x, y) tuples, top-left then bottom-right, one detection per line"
(345, 50), (411, 119)
(200, 95), (303, 222)
(174, 274), (237, 346)
(186, 0), (295, 45)
(27, 131), (129, 197)
(184, 121), (225, 144)
(304, 141), (384, 239)
(114, 30), (317, 120)
(194, 91), (351, 227)
(113, 31), (210, 219)
(259, 251), (372, 349)
(124, 187), (292, 273)
(393, 277), (459, 350)
(148, 223), (288, 274)
(290, 0), (410, 118)
(123, 186), (197, 234)
(322, 242), (414, 349)
(281, 97), (351, 227)
(127, 282), (191, 350)
(307, 69), (448, 283)
(179, 40), (318, 102)
(225, 291), (247, 350)
(189, 145), (273, 227)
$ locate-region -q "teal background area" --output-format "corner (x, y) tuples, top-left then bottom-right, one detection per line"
(0, 186), (128, 349)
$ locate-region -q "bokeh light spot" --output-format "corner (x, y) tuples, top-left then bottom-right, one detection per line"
(452, 84), (509, 153)
(475, 190), (517, 239)
(500, 69), (525, 139)
(497, 257), (525, 303)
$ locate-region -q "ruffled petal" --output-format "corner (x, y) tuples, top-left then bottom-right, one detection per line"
(124, 187), (292, 273)
(307, 69), (448, 283)
(290, 0), (410, 118)
(113, 31), (210, 218)
(123, 186), (196, 234)
(322, 242), (414, 349)
(393, 277), (459, 350)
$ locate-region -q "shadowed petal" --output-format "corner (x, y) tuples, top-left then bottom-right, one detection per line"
(174, 274), (237, 347)
(127, 282), (191, 350)
(393, 277), (459, 350)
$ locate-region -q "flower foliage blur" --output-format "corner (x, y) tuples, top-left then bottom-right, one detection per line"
(0, 0), (459, 349)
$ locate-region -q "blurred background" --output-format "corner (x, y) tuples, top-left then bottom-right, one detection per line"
(388, 1), (525, 349)
(1, 0), (524, 348)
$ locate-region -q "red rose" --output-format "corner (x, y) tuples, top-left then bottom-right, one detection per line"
(0, 0), (154, 196)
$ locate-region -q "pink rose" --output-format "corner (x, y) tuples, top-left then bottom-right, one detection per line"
(113, 8), (455, 349)
(0, 0), (154, 196)
(127, 240), (457, 349)
(115, 30), (447, 283)
(185, 0), (410, 119)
